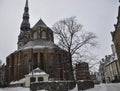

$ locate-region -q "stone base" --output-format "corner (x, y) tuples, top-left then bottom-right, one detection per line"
(30, 80), (94, 91)
(30, 81), (76, 91)
(77, 80), (94, 90)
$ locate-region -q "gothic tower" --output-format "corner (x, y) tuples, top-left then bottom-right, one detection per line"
(18, 0), (30, 49)
(5, 0), (72, 85)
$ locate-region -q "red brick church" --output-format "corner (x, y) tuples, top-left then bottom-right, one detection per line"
(5, 0), (72, 85)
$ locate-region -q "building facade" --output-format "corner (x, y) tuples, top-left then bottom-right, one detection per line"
(25, 68), (49, 87)
(104, 55), (120, 83)
(99, 59), (106, 83)
(0, 64), (5, 87)
(99, 44), (120, 83)
(75, 62), (90, 80)
(90, 73), (96, 82)
(5, 0), (72, 85)
(105, 2), (120, 83)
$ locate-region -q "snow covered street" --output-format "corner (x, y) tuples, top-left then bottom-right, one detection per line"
(85, 83), (120, 91)
(0, 87), (29, 91)
(0, 83), (120, 91)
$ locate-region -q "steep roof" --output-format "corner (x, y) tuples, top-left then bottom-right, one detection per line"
(19, 39), (62, 50)
(33, 19), (47, 29)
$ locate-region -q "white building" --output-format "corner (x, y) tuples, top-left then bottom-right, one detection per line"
(25, 68), (49, 87)
(99, 44), (120, 83)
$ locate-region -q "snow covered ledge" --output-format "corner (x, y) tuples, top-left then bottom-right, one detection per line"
(10, 78), (26, 87)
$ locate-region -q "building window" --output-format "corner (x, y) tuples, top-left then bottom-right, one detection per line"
(33, 32), (37, 39)
(40, 53), (45, 70)
(23, 55), (29, 74)
(38, 77), (43, 81)
(30, 77), (36, 82)
(49, 34), (52, 41)
(33, 53), (38, 69)
(48, 54), (54, 78)
(41, 31), (46, 39)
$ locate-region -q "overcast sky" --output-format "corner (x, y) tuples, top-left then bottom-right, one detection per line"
(0, 0), (119, 63)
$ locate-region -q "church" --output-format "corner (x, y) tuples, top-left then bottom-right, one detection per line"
(5, 0), (72, 84)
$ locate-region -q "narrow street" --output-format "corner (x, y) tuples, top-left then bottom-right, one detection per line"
(84, 83), (120, 91)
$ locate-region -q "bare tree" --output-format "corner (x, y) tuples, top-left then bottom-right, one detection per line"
(73, 51), (99, 70)
(52, 16), (97, 79)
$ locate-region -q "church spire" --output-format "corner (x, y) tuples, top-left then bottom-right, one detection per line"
(117, 6), (120, 24)
(25, 0), (28, 7)
(117, 1), (120, 24)
(20, 0), (30, 31)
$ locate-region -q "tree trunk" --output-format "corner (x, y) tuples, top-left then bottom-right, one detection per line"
(68, 50), (74, 80)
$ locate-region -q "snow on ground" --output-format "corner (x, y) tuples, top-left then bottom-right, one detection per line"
(84, 83), (120, 91)
(0, 83), (120, 91)
(10, 78), (26, 85)
(0, 87), (29, 91)
(0, 87), (47, 91)
(69, 85), (78, 91)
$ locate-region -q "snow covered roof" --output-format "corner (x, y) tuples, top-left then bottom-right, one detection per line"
(10, 78), (26, 85)
(27, 68), (48, 76)
(19, 39), (62, 50)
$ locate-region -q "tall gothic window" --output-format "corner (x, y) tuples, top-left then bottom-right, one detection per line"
(11, 54), (14, 78)
(41, 31), (46, 39)
(48, 54), (54, 78)
(49, 34), (52, 41)
(23, 55), (29, 74)
(40, 53), (45, 70)
(33, 32), (37, 39)
(33, 53), (38, 69)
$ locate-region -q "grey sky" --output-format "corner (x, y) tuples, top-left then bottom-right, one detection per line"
(0, 0), (119, 63)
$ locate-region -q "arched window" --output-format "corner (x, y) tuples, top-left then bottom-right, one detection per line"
(30, 77), (36, 82)
(33, 53), (38, 69)
(23, 55), (29, 74)
(41, 31), (46, 39)
(38, 77), (44, 81)
(40, 53), (45, 70)
(49, 34), (52, 41)
(33, 32), (37, 39)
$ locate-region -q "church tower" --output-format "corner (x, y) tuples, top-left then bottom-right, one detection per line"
(18, 0), (30, 49)
(5, 0), (72, 85)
